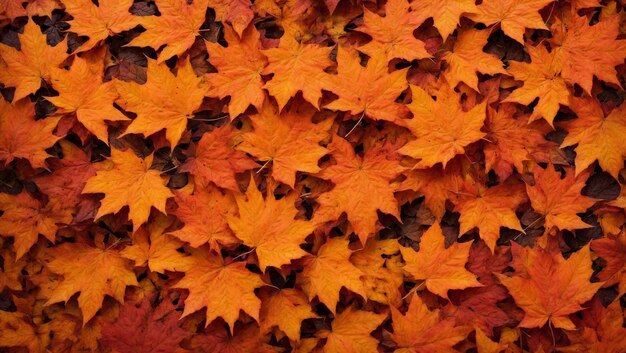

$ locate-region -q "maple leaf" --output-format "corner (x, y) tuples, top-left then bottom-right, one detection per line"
(469, 0), (553, 44)
(0, 311), (44, 352)
(180, 124), (257, 191)
(525, 165), (597, 233)
(47, 55), (129, 143)
(121, 215), (194, 273)
(317, 306), (387, 353)
(0, 98), (61, 169)
(34, 141), (97, 208)
(410, 0), (477, 41)
(61, 0), (137, 52)
(0, 192), (72, 259)
(324, 47), (410, 122)
(228, 179), (315, 271)
(399, 165), (460, 218)
(399, 222), (482, 298)
(442, 28), (506, 91)
(591, 232), (626, 296)
(169, 186), (239, 250)
(262, 36), (333, 109)
(298, 237), (367, 313)
(44, 242), (139, 323)
(192, 322), (280, 353)
(399, 84), (486, 168)
(562, 298), (626, 353)
(237, 101), (332, 187)
(496, 243), (602, 329)
(351, 238), (404, 305)
(484, 104), (560, 181)
(127, 0), (209, 62)
(504, 45), (570, 126)
(82, 148), (174, 228)
(561, 97), (626, 179)
(0, 20), (68, 102)
(551, 14), (626, 94)
(115, 58), (206, 147)
(101, 298), (189, 353)
(391, 295), (471, 353)
(453, 179), (527, 252)
(174, 247), (265, 329)
(209, 0), (254, 37)
(259, 288), (317, 341)
(205, 25), (268, 118)
(356, 0), (429, 63)
(315, 137), (405, 245)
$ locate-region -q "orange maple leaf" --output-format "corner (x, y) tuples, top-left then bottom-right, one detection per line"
(237, 101), (332, 187)
(561, 97), (626, 179)
(454, 179), (527, 252)
(469, 0), (553, 44)
(262, 36), (333, 109)
(399, 84), (486, 168)
(47, 55), (129, 143)
(44, 242), (139, 323)
(228, 179), (316, 271)
(442, 28), (506, 91)
(410, 0), (477, 40)
(61, 0), (137, 52)
(591, 231), (626, 296)
(399, 222), (482, 298)
(127, 0), (208, 62)
(0, 192), (72, 258)
(525, 165), (597, 233)
(208, 0), (254, 37)
(169, 186), (240, 250)
(315, 137), (405, 245)
(357, 0), (430, 62)
(496, 242), (602, 329)
(174, 247), (265, 330)
(316, 306), (387, 353)
(0, 99), (61, 169)
(324, 47), (410, 122)
(82, 148), (173, 228)
(504, 45), (570, 126)
(298, 237), (367, 313)
(205, 25), (268, 118)
(0, 20), (68, 102)
(259, 288), (318, 341)
(484, 104), (560, 181)
(121, 215), (194, 273)
(181, 124), (257, 191)
(551, 14), (626, 94)
(391, 295), (471, 352)
(115, 58), (206, 147)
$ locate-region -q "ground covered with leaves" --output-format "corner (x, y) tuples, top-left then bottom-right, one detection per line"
(0, 0), (626, 352)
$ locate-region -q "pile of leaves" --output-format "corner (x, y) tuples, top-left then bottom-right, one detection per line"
(1, 0), (626, 352)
